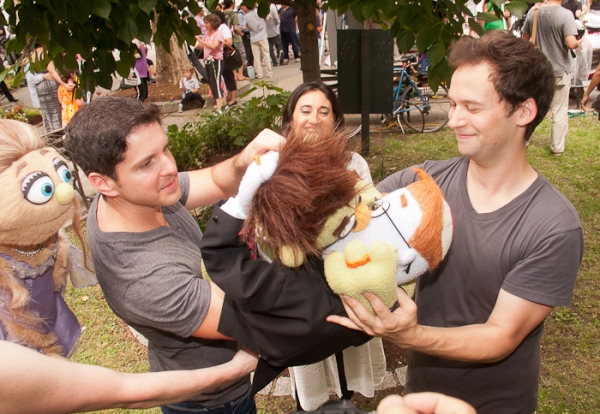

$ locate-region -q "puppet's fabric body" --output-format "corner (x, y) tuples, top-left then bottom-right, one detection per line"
(0, 136), (95, 357)
(0, 240), (81, 357)
(200, 203), (371, 395)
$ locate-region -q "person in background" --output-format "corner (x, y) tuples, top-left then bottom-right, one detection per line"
(0, 341), (257, 414)
(178, 66), (205, 113)
(196, 13), (227, 110)
(238, 4), (255, 70)
(133, 39), (149, 102)
(214, 10), (238, 106)
(36, 59), (74, 132)
(242, 3), (273, 79)
(522, 0), (579, 156)
(57, 69), (84, 126)
(223, 0), (248, 81)
(280, 4), (300, 64)
(266, 3), (283, 66)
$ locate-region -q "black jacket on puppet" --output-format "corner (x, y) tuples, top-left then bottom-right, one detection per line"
(200, 203), (371, 395)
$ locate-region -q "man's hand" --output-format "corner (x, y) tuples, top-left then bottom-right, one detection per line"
(229, 348), (258, 376)
(377, 393), (476, 414)
(581, 93), (590, 109)
(235, 129), (285, 170)
(327, 287), (420, 347)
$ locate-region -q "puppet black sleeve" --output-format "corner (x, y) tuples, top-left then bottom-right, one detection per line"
(200, 203), (371, 394)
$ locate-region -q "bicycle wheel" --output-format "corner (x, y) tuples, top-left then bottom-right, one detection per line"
(395, 99), (425, 133)
(401, 83), (451, 133)
(347, 124), (362, 139)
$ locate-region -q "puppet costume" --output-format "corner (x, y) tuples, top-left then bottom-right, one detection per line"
(200, 203), (371, 394)
(0, 120), (95, 357)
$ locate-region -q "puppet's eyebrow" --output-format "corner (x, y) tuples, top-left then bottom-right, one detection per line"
(39, 149), (49, 155)
(16, 161), (27, 176)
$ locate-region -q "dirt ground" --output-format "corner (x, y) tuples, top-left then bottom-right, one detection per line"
(112, 81), (208, 103)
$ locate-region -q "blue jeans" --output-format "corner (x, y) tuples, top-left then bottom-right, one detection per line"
(161, 391), (256, 414)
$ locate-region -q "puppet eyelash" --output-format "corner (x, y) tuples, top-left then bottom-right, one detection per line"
(21, 171), (44, 193)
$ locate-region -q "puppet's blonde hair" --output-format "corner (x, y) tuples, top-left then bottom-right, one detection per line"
(0, 119), (44, 174)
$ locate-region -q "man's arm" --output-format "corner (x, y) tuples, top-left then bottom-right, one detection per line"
(0, 341), (256, 414)
(190, 281), (231, 339)
(184, 129), (285, 209)
(582, 62), (600, 107)
(328, 287), (552, 363)
(565, 34), (578, 50)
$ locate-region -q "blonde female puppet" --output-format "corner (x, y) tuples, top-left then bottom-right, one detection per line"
(0, 120), (95, 357)
(200, 128), (453, 394)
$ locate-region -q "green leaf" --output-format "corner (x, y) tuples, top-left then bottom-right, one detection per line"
(91, 0), (112, 19)
(469, 17), (484, 36)
(188, 0), (201, 15)
(427, 43), (446, 67)
(257, 1), (270, 18)
(168, 124), (179, 133)
(476, 12), (501, 22)
(396, 29), (415, 54)
(416, 26), (438, 53)
(506, 1), (529, 17)
(118, 16), (139, 43)
(139, 0), (158, 14)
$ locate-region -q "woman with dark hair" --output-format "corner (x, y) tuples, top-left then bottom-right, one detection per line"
(273, 81), (383, 410)
(281, 81), (371, 186)
(196, 13), (227, 110)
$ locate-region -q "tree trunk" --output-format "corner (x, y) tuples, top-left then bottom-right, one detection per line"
(156, 33), (190, 85)
(294, 0), (321, 82)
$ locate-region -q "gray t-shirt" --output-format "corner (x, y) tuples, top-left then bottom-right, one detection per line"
(522, 5), (577, 76)
(377, 157), (583, 413)
(87, 172), (249, 406)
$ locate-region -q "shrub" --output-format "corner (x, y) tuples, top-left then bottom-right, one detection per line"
(166, 81), (290, 171)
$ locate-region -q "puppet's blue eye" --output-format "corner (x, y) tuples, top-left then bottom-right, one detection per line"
(54, 159), (72, 183)
(21, 172), (54, 204)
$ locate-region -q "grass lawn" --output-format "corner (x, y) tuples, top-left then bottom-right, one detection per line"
(65, 113), (599, 413)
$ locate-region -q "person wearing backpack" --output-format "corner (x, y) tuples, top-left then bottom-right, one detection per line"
(224, 0), (248, 81)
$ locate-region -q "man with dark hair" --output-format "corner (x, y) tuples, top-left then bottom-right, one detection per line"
(522, 0), (578, 156)
(64, 96), (284, 414)
(328, 31), (583, 413)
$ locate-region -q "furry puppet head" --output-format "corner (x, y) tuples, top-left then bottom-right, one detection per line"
(243, 127), (359, 267)
(0, 121), (79, 247)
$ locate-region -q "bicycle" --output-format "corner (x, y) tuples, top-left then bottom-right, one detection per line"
(391, 55), (451, 133)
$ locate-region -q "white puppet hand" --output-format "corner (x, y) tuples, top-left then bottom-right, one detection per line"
(221, 151), (280, 220)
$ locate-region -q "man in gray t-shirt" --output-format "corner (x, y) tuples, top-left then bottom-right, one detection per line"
(64, 96), (284, 414)
(522, 0), (578, 156)
(328, 32), (583, 413)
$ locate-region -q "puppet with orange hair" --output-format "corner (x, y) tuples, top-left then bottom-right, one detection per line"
(0, 119), (95, 357)
(200, 127), (452, 394)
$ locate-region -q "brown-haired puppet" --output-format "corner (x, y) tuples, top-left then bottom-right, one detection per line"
(0, 119), (96, 358)
(200, 128), (452, 394)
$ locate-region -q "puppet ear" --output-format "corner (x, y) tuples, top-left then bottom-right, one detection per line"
(280, 245), (304, 268)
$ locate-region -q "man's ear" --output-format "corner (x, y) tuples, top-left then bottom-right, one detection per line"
(516, 97), (538, 127)
(88, 172), (120, 198)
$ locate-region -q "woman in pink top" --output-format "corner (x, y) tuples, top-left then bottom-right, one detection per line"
(195, 13), (226, 110)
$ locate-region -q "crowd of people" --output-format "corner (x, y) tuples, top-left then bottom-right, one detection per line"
(0, 1), (588, 413)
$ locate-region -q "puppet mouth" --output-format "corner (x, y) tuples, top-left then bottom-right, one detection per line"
(1, 205), (73, 235)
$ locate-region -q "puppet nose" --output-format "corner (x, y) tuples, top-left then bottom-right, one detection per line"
(55, 182), (74, 205)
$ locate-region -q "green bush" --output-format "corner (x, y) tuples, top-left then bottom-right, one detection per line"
(166, 81), (290, 171)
